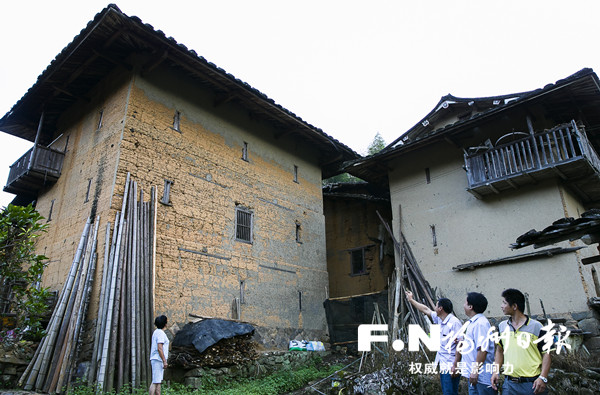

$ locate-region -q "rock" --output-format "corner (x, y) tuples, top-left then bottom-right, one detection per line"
(573, 311), (594, 321)
(584, 336), (600, 350)
(3, 366), (16, 375)
(579, 318), (600, 336)
(184, 376), (203, 388)
(565, 371), (580, 383)
(584, 369), (600, 380)
(183, 367), (205, 377)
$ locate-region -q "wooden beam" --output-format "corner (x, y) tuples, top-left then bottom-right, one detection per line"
(582, 255), (600, 265)
(444, 136), (460, 148)
(467, 188), (483, 199)
(213, 91), (237, 107)
(507, 178), (518, 189)
(453, 246), (585, 271)
(551, 166), (568, 180)
(52, 86), (89, 102)
(141, 50), (168, 74)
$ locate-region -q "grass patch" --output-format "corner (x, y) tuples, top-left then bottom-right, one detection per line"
(165, 362), (344, 395)
(68, 356), (344, 395)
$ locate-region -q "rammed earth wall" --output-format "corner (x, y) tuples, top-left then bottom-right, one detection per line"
(33, 64), (330, 352)
(122, 67), (328, 335)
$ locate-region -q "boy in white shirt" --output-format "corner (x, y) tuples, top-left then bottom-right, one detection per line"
(149, 315), (169, 395)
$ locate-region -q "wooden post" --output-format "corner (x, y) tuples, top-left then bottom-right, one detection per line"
(527, 116), (542, 168)
(29, 111), (44, 170)
(592, 266), (600, 297)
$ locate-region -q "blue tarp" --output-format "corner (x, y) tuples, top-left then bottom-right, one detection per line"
(172, 319), (255, 353)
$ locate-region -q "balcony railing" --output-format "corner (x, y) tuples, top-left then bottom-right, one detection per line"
(4, 145), (65, 195)
(464, 121), (600, 199)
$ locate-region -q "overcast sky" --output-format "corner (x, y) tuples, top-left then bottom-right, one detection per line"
(2, 0), (600, 207)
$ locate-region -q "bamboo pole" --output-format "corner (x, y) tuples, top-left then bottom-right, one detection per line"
(67, 251), (98, 393)
(90, 213), (119, 383)
(131, 182), (138, 388)
(49, 218), (98, 393)
(117, 215), (130, 391)
(150, 186), (156, 319)
(25, 218), (91, 390)
(40, 220), (92, 391)
(97, 173), (130, 390)
(61, 218), (100, 392)
(89, 221), (112, 383)
(107, 223), (127, 392)
(138, 191), (147, 385)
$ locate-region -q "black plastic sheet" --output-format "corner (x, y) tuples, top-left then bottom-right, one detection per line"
(172, 319), (255, 353)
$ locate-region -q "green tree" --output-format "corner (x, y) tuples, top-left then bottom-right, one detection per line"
(367, 132), (386, 155)
(0, 204), (50, 339)
(323, 172), (361, 184)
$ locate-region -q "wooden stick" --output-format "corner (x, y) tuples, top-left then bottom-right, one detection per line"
(27, 218), (91, 390)
(131, 182), (139, 388)
(63, 217), (100, 391)
(98, 173), (130, 390)
(89, 221), (112, 383)
(52, 217), (98, 392)
(108, 222), (127, 392)
(43, 220), (93, 392)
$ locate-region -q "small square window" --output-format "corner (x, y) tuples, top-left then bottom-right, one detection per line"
(351, 249), (365, 275)
(242, 142), (248, 161)
(48, 199), (55, 222)
(161, 180), (174, 205)
(235, 206), (253, 243)
(97, 109), (104, 130)
(173, 110), (181, 132)
(295, 222), (302, 243)
(85, 178), (92, 203)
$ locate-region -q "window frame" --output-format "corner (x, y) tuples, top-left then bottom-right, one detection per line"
(235, 206), (253, 244)
(350, 247), (367, 276)
(172, 110), (181, 132)
(242, 141), (249, 161)
(161, 179), (174, 205)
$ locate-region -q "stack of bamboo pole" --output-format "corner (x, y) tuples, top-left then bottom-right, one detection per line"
(92, 174), (157, 392)
(19, 174), (157, 393)
(19, 216), (100, 393)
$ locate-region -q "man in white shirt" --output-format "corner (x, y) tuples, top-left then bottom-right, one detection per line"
(149, 315), (170, 395)
(406, 291), (463, 395)
(452, 292), (497, 395)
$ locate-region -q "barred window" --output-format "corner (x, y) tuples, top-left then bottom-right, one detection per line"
(235, 207), (253, 243)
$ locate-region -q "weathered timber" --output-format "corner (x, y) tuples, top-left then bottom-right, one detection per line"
(452, 246), (584, 271)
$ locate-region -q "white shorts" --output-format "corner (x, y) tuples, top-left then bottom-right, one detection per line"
(151, 360), (164, 383)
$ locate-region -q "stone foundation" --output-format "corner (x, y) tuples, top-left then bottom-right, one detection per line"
(251, 325), (328, 350)
(176, 350), (327, 389)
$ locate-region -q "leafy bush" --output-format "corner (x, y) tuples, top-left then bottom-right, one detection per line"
(0, 204), (51, 340)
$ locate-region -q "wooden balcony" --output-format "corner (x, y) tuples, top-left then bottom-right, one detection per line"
(4, 145), (65, 196)
(464, 121), (600, 201)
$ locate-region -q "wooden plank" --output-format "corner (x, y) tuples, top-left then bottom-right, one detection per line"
(453, 246), (584, 271)
(582, 255), (600, 265)
(566, 127), (577, 157)
(540, 135), (549, 164)
(525, 139), (534, 169)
